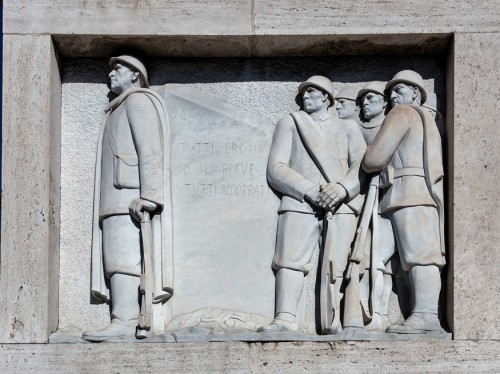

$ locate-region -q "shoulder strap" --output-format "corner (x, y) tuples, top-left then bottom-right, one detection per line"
(290, 111), (344, 184)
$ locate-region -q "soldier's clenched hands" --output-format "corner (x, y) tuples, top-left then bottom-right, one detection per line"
(305, 186), (322, 207)
(129, 198), (158, 222)
(318, 183), (347, 211)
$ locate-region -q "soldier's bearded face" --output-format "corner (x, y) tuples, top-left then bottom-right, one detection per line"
(302, 87), (327, 113)
(109, 63), (135, 95)
(389, 83), (415, 107)
(362, 92), (385, 120)
(336, 99), (358, 119)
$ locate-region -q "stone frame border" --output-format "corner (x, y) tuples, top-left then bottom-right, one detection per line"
(1, 31), (497, 344)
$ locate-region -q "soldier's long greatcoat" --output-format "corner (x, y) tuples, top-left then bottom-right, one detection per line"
(363, 104), (446, 265)
(267, 111), (366, 215)
(91, 87), (174, 304)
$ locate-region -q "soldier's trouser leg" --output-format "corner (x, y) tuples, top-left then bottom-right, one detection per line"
(365, 270), (392, 331)
(102, 215), (142, 278)
(82, 274), (140, 342)
(331, 213), (357, 330)
(102, 215), (141, 324)
(385, 265), (441, 333)
(380, 271), (393, 314)
(275, 268), (305, 320)
(366, 215), (394, 330)
(110, 273), (141, 326)
(259, 212), (321, 332)
(411, 265), (440, 315)
(82, 215), (142, 341)
(258, 267), (305, 332)
(386, 206), (443, 333)
(273, 212), (322, 319)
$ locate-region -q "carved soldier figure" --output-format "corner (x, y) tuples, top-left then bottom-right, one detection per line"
(344, 81), (395, 331)
(363, 70), (445, 334)
(335, 86), (362, 123)
(259, 76), (366, 333)
(83, 56), (173, 341)
(358, 82), (389, 143)
(422, 92), (442, 121)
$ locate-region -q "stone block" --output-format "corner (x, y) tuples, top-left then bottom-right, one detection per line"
(254, 0), (500, 35)
(0, 35), (61, 343)
(452, 32), (500, 340)
(4, 0), (253, 36)
(0, 341), (500, 372)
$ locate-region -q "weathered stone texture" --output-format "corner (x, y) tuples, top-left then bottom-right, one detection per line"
(3, 0), (253, 35)
(1, 341), (499, 373)
(4, 1), (500, 36)
(1, 0), (500, 358)
(0, 35), (61, 343)
(254, 1), (500, 34)
(452, 32), (500, 340)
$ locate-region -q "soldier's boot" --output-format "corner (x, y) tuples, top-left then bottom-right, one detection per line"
(258, 268), (303, 332)
(257, 312), (299, 332)
(83, 274), (140, 342)
(365, 313), (390, 332)
(386, 265), (441, 334)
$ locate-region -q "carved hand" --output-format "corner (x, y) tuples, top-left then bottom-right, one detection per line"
(129, 198), (158, 222)
(318, 183), (347, 211)
(305, 186), (322, 207)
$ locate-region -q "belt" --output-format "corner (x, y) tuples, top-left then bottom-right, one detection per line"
(393, 167), (425, 178)
(380, 166), (425, 189)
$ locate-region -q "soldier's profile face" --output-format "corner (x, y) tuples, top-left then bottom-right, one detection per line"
(362, 92), (385, 120)
(109, 62), (135, 95)
(302, 86), (327, 113)
(336, 98), (358, 119)
(389, 83), (414, 107)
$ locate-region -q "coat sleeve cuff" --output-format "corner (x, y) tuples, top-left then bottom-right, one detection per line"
(337, 178), (358, 199)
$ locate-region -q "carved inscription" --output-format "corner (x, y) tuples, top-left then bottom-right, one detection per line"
(173, 141), (272, 199)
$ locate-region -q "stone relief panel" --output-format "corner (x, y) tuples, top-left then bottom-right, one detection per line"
(55, 55), (449, 343)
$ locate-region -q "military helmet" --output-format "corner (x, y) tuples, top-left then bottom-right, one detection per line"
(298, 76), (335, 107)
(109, 55), (149, 88)
(386, 70), (427, 104)
(358, 81), (387, 99)
(335, 86), (359, 101)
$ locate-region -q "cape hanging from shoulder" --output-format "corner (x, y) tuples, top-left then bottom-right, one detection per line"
(91, 87), (174, 303)
(409, 104), (446, 259)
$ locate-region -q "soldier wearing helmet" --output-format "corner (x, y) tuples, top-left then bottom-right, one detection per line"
(83, 56), (173, 341)
(363, 70), (446, 334)
(335, 86), (362, 123)
(259, 76), (366, 333)
(343, 81), (396, 332)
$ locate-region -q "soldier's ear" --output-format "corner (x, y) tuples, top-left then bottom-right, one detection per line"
(131, 71), (140, 84)
(411, 86), (419, 100)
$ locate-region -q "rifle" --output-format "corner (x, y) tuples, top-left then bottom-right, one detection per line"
(319, 211), (338, 334)
(343, 176), (379, 328)
(346, 176), (378, 281)
(138, 211), (154, 331)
